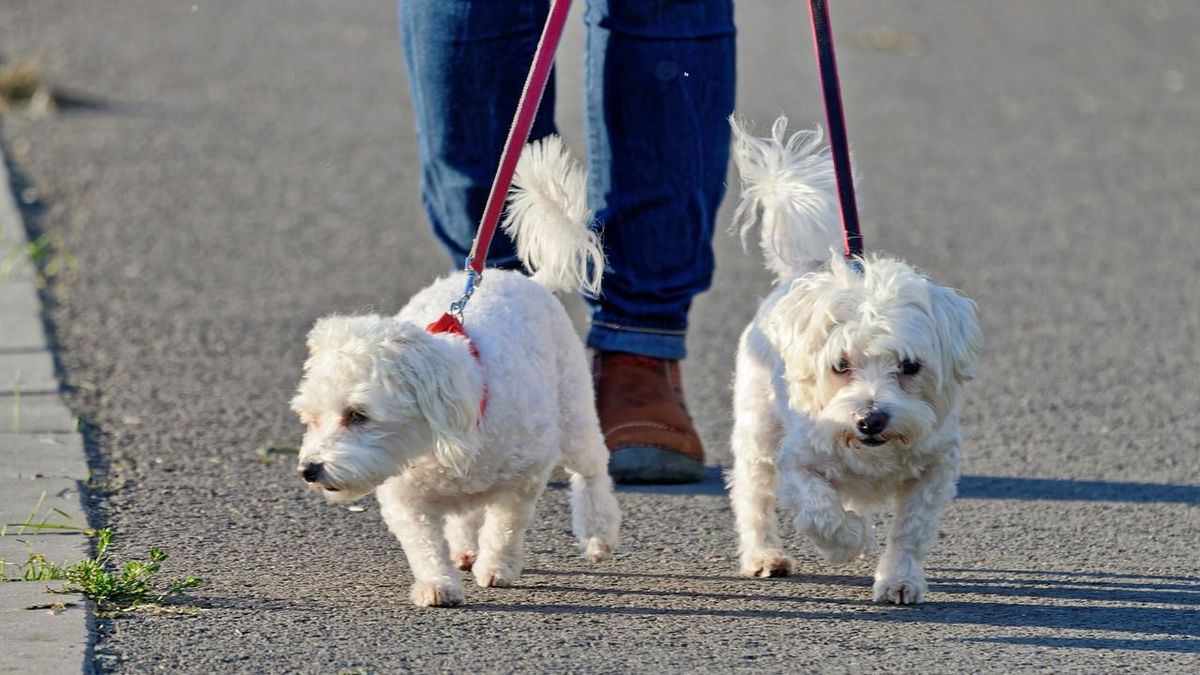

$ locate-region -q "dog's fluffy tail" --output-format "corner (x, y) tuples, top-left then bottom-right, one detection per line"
(503, 136), (604, 295)
(729, 115), (843, 282)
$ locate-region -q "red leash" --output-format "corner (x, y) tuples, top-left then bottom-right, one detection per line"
(807, 0), (864, 263)
(429, 0), (573, 415)
(446, 0), (574, 321)
(467, 0), (572, 278)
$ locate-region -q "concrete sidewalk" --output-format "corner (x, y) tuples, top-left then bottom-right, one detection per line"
(0, 140), (90, 673)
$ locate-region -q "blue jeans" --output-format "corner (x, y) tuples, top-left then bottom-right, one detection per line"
(399, 0), (736, 359)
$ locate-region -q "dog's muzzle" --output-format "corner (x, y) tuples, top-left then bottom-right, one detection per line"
(854, 408), (890, 446)
(299, 461), (341, 492)
(299, 461), (323, 483)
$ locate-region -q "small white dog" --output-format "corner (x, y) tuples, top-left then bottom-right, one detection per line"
(291, 137), (620, 607)
(725, 116), (982, 604)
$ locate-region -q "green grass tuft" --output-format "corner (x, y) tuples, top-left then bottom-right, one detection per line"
(4, 503), (203, 614)
(0, 232), (78, 281)
(56, 528), (203, 611)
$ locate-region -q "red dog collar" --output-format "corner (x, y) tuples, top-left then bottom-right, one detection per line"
(426, 312), (488, 418)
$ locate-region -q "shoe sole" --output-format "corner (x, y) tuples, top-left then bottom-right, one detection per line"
(608, 446), (705, 485)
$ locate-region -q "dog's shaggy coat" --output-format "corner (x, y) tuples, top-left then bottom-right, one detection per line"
(292, 137), (620, 607)
(725, 116), (982, 604)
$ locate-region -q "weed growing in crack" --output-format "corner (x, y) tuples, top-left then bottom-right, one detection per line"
(0, 232), (77, 281)
(3, 501), (203, 615)
(57, 528), (203, 613)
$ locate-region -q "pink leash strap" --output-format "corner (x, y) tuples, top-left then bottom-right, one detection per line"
(448, 0), (574, 320)
(432, 0), (572, 413)
(807, 0), (864, 264)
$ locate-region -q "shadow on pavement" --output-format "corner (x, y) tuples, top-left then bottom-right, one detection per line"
(484, 566), (1200, 654)
(957, 475), (1200, 504)
(610, 469), (1200, 505)
(466, 597), (1199, 651)
(933, 567), (1200, 583)
(466, 597), (1199, 637)
(539, 569), (1200, 605)
(613, 466), (726, 496)
(928, 578), (1200, 606)
(956, 636), (1200, 653)
(532, 567), (867, 586)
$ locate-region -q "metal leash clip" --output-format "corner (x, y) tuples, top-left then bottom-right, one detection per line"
(447, 259), (481, 322)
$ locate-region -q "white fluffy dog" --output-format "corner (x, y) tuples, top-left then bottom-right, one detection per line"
(725, 116), (983, 604)
(291, 137), (620, 607)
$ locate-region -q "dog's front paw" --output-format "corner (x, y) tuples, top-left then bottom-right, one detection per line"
(583, 537), (613, 563)
(740, 548), (792, 578)
(451, 549), (477, 571)
(873, 573), (927, 604)
(814, 511), (870, 565)
(410, 579), (464, 607)
(472, 556), (520, 588)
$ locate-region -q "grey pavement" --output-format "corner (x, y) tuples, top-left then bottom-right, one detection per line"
(1, 395), (77, 435)
(0, 282), (44, 351)
(0, 351), (59, 395)
(1, 108), (90, 672)
(1, 0), (1198, 672)
(0, 583), (89, 675)
(0, 433), (88, 482)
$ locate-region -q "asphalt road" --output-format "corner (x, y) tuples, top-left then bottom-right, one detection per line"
(2, 0), (1198, 672)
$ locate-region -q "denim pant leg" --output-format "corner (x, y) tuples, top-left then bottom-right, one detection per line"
(399, 0), (559, 269)
(584, 0), (736, 360)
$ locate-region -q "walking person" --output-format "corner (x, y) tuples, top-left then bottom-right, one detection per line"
(398, 0), (736, 484)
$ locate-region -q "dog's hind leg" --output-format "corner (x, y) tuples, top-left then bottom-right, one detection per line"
(728, 341), (791, 577)
(561, 426), (621, 562)
(472, 472), (547, 588)
(556, 354), (620, 562)
(446, 509), (484, 571)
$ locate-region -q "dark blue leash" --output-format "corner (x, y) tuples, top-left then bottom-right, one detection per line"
(808, 0), (864, 263)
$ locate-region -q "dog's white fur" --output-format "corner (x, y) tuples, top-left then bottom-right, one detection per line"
(725, 116), (982, 604)
(291, 137), (620, 607)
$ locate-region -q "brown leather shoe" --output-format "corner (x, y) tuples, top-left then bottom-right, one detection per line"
(593, 351), (705, 484)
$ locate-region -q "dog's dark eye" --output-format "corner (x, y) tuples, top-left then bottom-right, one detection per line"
(344, 408), (369, 426)
(900, 359), (921, 376)
(832, 357), (852, 375)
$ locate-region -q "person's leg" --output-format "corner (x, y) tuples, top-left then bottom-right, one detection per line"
(584, 0), (736, 359)
(584, 0), (736, 484)
(399, 0), (558, 269)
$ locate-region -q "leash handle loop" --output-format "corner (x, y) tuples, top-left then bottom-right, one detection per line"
(808, 0), (864, 262)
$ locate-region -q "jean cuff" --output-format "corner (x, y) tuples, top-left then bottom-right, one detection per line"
(587, 320), (687, 360)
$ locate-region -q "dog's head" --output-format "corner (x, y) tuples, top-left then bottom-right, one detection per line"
(290, 314), (481, 502)
(766, 255), (982, 455)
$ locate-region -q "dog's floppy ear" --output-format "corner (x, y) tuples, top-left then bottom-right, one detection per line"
(764, 254), (861, 381)
(928, 284), (983, 384)
(762, 274), (839, 410)
(765, 282), (823, 379)
(382, 322), (481, 477)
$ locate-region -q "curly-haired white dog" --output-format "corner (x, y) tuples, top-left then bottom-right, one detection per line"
(725, 116), (982, 604)
(291, 137), (620, 607)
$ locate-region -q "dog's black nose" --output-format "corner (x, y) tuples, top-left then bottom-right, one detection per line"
(300, 462), (323, 483)
(855, 409), (890, 437)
